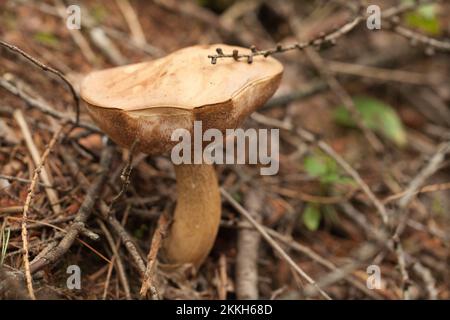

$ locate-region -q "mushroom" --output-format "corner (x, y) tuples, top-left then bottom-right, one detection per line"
(80, 44), (283, 268)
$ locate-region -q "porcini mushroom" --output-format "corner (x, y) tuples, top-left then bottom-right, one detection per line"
(80, 44), (283, 268)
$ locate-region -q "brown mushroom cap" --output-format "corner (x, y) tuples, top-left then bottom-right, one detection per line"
(80, 44), (283, 155)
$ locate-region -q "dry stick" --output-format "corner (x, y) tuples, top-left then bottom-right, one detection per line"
(98, 141), (147, 279)
(14, 109), (61, 215)
(217, 254), (228, 300)
(0, 40), (79, 125)
(140, 214), (169, 298)
(391, 24), (450, 53)
(52, 0), (97, 65)
(302, 244), (380, 298)
(102, 253), (116, 300)
(236, 188), (262, 300)
(20, 125), (64, 300)
(105, 215), (146, 276)
(326, 60), (441, 85)
(98, 219), (132, 300)
(282, 0), (383, 154)
(0, 174), (57, 189)
(100, 207), (130, 300)
(62, 2), (127, 66)
(398, 141), (450, 209)
(305, 131), (389, 224)
(392, 141), (450, 299)
(61, 148), (133, 299)
(116, 0), (147, 47)
(340, 201), (437, 299)
(262, 44), (417, 111)
(208, 14), (362, 64)
(413, 262), (438, 300)
(392, 233), (411, 299)
(28, 1), (163, 57)
(62, 147), (143, 276)
(29, 143), (114, 274)
(221, 188), (331, 300)
(383, 181), (450, 204)
(0, 77), (98, 132)
(265, 228), (384, 300)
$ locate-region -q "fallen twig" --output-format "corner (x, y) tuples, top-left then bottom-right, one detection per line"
(140, 214), (169, 298)
(29, 142), (114, 273)
(0, 40), (80, 125)
(235, 188), (262, 299)
(20, 125), (65, 299)
(221, 188), (331, 300)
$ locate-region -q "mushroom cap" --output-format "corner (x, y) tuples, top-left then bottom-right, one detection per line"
(80, 44), (283, 155)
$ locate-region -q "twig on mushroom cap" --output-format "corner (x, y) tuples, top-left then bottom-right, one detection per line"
(207, 0), (438, 64)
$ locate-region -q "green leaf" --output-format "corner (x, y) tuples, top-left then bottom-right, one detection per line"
(33, 32), (59, 47)
(334, 96), (407, 147)
(92, 5), (107, 23)
(304, 155), (328, 177)
(401, 1), (440, 35)
(302, 204), (321, 231)
(304, 153), (354, 186)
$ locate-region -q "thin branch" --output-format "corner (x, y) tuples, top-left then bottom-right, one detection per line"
(14, 109), (62, 214)
(221, 188), (332, 300)
(20, 125), (65, 299)
(207, 0), (436, 63)
(140, 214), (169, 299)
(0, 40), (79, 126)
(29, 142), (114, 274)
(390, 23), (450, 53)
(398, 141), (450, 208)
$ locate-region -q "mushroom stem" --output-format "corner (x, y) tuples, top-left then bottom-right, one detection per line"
(163, 163), (221, 268)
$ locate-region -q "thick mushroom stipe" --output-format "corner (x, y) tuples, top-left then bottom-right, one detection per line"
(166, 163), (221, 267)
(80, 44), (283, 268)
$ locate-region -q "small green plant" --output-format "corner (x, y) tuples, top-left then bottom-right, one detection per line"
(402, 0), (440, 35)
(33, 31), (59, 47)
(301, 153), (354, 231)
(0, 223), (11, 266)
(334, 96), (407, 147)
(302, 203), (321, 231)
(91, 4), (108, 24)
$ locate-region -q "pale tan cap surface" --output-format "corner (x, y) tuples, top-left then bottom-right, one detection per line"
(80, 44), (283, 155)
(81, 44), (282, 111)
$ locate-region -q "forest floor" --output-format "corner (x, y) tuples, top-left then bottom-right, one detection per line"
(0, 0), (449, 300)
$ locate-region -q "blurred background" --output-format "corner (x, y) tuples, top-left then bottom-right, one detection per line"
(0, 0), (449, 300)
